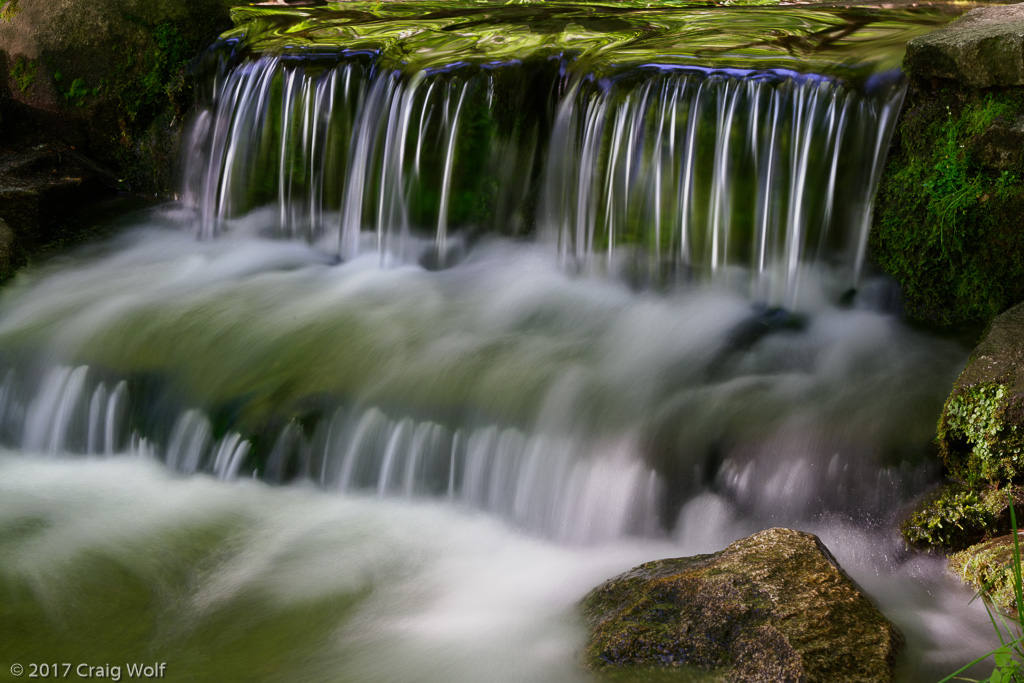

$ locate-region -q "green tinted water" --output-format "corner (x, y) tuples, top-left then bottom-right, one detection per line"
(226, 0), (978, 75)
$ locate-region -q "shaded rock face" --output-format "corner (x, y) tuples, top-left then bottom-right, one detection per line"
(905, 5), (1024, 88)
(0, 145), (120, 282)
(580, 528), (902, 683)
(0, 0), (235, 195)
(937, 301), (1024, 485)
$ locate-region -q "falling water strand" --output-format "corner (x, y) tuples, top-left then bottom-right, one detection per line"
(541, 68), (907, 303)
(185, 57), (905, 303)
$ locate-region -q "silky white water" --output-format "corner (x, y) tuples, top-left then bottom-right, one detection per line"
(0, 211), (1002, 680)
(0, 448), (996, 682)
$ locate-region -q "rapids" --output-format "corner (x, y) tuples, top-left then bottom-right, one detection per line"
(0, 1), (1009, 680)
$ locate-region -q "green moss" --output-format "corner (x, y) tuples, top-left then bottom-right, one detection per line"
(0, 0), (19, 22)
(901, 485), (999, 550)
(115, 21), (190, 125)
(62, 76), (101, 107)
(872, 86), (1024, 327)
(9, 56), (34, 93)
(938, 382), (1024, 485)
(581, 529), (901, 681)
(900, 480), (1024, 551)
(949, 533), (1024, 617)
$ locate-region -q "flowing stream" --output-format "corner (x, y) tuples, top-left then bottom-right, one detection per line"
(0, 1), (1006, 681)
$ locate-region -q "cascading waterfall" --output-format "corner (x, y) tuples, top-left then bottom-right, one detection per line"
(183, 51), (904, 307)
(0, 5), (1001, 678)
(0, 25), (932, 542)
(543, 68), (905, 305)
(184, 53), (550, 261)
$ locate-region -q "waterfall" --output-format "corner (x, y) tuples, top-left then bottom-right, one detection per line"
(543, 68), (905, 305)
(0, 12), (926, 542)
(183, 51), (904, 306)
(0, 6), (999, 677)
(184, 54), (551, 261)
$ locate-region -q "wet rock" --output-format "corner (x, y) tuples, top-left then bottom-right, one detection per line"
(877, 8), (1024, 326)
(904, 5), (1024, 88)
(580, 527), (902, 682)
(949, 532), (1024, 616)
(937, 302), (1024, 485)
(0, 216), (16, 278)
(967, 114), (1024, 172)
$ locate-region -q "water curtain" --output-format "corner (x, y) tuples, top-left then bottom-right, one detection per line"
(183, 51), (905, 305)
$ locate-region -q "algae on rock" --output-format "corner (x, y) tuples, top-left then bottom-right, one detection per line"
(949, 532), (1024, 616)
(872, 4), (1024, 328)
(899, 483), (1024, 551)
(937, 302), (1024, 486)
(871, 84), (1024, 327)
(581, 528), (901, 683)
(900, 303), (1024, 552)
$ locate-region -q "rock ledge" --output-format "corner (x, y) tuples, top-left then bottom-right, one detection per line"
(905, 5), (1024, 87)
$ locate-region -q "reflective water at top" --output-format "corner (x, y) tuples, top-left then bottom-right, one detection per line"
(225, 0), (980, 74)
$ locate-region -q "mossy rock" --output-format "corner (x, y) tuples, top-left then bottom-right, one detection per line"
(872, 4), (1024, 328)
(871, 77), (1024, 328)
(936, 302), (1024, 485)
(900, 483), (1024, 551)
(580, 528), (902, 683)
(0, 0), (240, 195)
(949, 532), (1024, 617)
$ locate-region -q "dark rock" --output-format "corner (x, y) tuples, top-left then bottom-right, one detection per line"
(968, 114), (1024, 172)
(878, 7), (1024, 326)
(580, 527), (902, 683)
(0, 0), (237, 196)
(937, 301), (1024, 485)
(0, 144), (118, 277)
(0, 216), (16, 278)
(905, 5), (1024, 88)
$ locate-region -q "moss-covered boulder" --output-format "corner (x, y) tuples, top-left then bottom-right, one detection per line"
(872, 4), (1024, 328)
(904, 5), (1024, 89)
(580, 528), (902, 683)
(949, 532), (1024, 616)
(936, 302), (1024, 484)
(871, 79), (1024, 327)
(0, 0), (238, 195)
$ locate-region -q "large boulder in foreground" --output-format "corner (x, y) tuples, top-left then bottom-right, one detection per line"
(580, 528), (901, 683)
